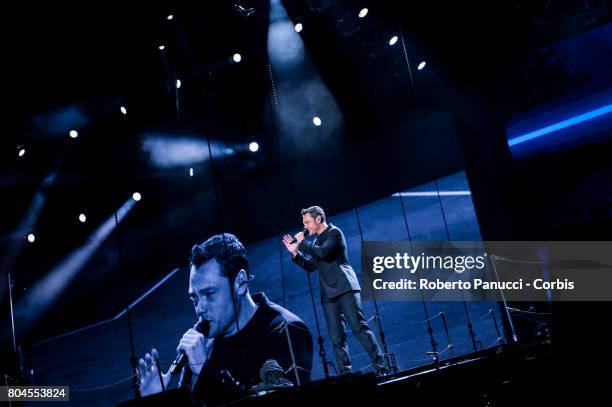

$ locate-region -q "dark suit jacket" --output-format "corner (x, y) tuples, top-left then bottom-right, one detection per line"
(292, 224), (361, 300)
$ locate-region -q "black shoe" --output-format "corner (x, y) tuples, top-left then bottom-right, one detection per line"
(376, 367), (389, 377)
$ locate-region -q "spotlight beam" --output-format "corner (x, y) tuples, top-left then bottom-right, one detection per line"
(0, 172), (58, 303)
(508, 104), (612, 147)
(0, 137), (78, 304)
(14, 197), (139, 333)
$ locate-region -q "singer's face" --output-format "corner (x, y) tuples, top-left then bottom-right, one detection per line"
(188, 258), (236, 338)
(302, 213), (320, 235)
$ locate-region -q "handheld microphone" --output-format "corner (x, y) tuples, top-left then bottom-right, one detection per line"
(290, 229), (309, 244)
(169, 320), (210, 375)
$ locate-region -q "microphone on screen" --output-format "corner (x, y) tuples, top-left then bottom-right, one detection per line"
(169, 319), (210, 375)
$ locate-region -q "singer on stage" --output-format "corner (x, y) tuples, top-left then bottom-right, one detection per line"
(282, 206), (387, 376)
(138, 233), (313, 405)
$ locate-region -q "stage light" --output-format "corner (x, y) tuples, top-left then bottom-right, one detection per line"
(249, 141), (259, 152)
(33, 106), (88, 137)
(69, 129), (78, 139)
(142, 134), (224, 168)
(166, 14), (174, 21)
(358, 8), (368, 18)
(313, 116), (322, 126)
(18, 148), (26, 157)
(392, 191), (471, 197)
(417, 61), (426, 70)
(295, 23), (303, 32)
(234, 2), (256, 17)
(176, 79), (182, 89)
(507, 104), (612, 147)
(27, 234), (35, 243)
(158, 45), (165, 51)
(120, 106), (127, 115)
(132, 192), (142, 201)
(189, 167), (194, 177)
(389, 36), (398, 46)
(79, 213), (87, 223)
(16, 196), (138, 331)
(233, 53), (242, 63)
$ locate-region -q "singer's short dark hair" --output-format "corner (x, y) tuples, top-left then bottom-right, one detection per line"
(301, 206), (326, 223)
(190, 233), (249, 286)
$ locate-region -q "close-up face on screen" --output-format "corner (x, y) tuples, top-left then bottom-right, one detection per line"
(2, 1), (611, 406)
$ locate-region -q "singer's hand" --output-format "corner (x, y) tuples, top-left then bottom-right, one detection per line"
(177, 328), (207, 376)
(138, 348), (171, 397)
(294, 231), (305, 244)
(282, 234), (298, 255)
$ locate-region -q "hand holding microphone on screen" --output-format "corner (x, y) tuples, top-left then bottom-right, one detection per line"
(174, 320), (210, 376)
(138, 320), (210, 396)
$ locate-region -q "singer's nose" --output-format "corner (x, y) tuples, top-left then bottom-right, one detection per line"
(196, 302), (207, 317)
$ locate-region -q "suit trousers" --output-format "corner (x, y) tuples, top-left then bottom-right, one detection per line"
(322, 290), (385, 374)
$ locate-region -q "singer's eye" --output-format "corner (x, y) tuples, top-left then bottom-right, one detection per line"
(199, 288), (217, 299)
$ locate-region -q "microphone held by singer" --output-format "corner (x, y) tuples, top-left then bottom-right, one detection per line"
(290, 229), (309, 244)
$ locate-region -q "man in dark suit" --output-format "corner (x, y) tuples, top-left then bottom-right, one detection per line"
(282, 206), (386, 376)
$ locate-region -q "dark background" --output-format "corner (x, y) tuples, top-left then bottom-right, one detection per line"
(1, 0), (611, 399)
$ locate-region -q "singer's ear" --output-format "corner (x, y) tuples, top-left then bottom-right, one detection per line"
(234, 269), (249, 296)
